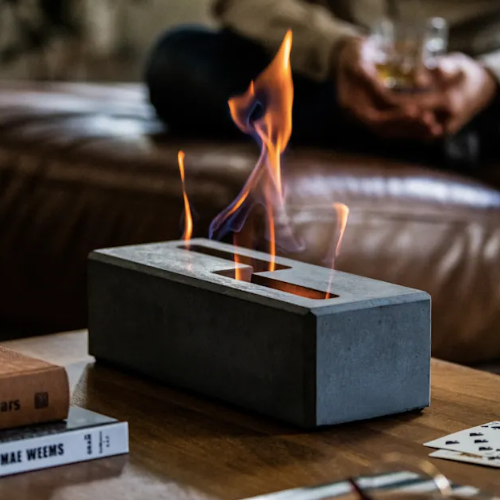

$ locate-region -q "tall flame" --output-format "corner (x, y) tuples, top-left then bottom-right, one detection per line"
(178, 150), (193, 243)
(209, 30), (295, 271)
(326, 203), (349, 298)
(228, 31), (293, 196)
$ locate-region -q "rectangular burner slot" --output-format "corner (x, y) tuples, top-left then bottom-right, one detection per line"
(251, 274), (337, 300)
(214, 268), (337, 300)
(183, 244), (336, 300)
(181, 244), (290, 272)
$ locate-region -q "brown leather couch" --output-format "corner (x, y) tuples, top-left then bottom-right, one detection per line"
(2, 81), (500, 364)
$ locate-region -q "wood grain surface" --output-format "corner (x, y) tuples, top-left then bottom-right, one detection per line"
(0, 331), (499, 500)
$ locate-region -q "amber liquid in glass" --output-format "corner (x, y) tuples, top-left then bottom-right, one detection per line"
(374, 36), (422, 91)
(375, 61), (418, 90)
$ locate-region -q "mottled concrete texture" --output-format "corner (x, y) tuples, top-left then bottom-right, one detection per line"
(88, 238), (431, 427)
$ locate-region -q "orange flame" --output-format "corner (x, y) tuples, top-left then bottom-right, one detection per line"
(326, 203), (349, 298)
(265, 184), (276, 272)
(332, 203), (349, 260)
(178, 150), (193, 243)
(233, 233), (243, 281)
(224, 30), (293, 272)
(228, 31), (293, 194)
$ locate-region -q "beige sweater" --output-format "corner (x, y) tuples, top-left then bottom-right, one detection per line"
(213, 0), (500, 81)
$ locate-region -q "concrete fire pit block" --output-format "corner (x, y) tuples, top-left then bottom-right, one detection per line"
(88, 238), (430, 428)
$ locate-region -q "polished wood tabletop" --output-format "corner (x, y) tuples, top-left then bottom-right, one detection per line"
(0, 331), (499, 500)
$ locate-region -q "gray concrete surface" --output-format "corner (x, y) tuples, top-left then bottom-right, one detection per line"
(88, 238), (431, 427)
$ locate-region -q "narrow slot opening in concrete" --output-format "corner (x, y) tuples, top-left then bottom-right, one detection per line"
(251, 274), (337, 300)
(214, 266), (338, 300)
(182, 244), (337, 300)
(181, 244), (290, 272)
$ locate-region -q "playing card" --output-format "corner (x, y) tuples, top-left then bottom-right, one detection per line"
(430, 449), (500, 468)
(425, 421), (500, 457)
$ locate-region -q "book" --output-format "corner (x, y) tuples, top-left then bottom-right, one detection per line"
(0, 346), (69, 430)
(0, 406), (128, 477)
(244, 470), (492, 500)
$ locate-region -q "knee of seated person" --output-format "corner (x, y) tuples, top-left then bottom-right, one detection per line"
(145, 26), (219, 91)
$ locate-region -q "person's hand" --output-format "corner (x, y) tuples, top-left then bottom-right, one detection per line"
(420, 53), (498, 135)
(336, 37), (442, 140)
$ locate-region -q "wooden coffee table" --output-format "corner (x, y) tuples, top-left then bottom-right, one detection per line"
(0, 331), (499, 500)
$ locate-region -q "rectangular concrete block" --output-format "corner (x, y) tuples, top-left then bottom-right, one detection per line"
(88, 238), (431, 427)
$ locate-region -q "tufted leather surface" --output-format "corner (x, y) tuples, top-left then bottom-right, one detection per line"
(1, 81), (500, 363)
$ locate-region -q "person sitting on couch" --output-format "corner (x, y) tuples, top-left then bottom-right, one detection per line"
(145, 0), (500, 170)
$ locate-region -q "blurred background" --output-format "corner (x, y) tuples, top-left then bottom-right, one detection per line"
(0, 0), (213, 81)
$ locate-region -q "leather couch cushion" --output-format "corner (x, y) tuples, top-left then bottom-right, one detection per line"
(1, 81), (500, 363)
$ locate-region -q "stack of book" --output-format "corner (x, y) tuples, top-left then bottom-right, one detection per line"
(0, 346), (128, 477)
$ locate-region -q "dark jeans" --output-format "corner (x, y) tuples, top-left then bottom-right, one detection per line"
(145, 27), (498, 171)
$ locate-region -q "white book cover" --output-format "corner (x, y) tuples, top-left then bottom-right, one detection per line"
(0, 406), (128, 477)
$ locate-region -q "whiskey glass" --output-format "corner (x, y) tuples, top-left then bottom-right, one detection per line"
(370, 16), (448, 91)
